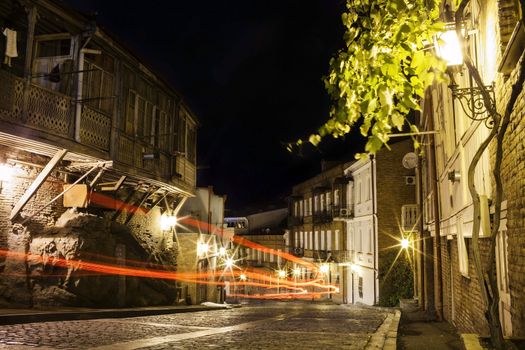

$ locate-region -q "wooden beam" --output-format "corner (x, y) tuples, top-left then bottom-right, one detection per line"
(124, 189), (155, 224)
(10, 149), (68, 220)
(89, 168), (105, 187)
(99, 176), (126, 191)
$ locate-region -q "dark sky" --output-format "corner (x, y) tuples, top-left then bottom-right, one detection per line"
(64, 0), (365, 213)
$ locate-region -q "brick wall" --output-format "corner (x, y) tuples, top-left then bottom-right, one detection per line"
(375, 139), (417, 305)
(494, 52), (525, 336)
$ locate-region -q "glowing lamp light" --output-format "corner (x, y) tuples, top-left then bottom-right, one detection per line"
(224, 257), (235, 269)
(160, 213), (177, 231)
(434, 29), (463, 66)
(350, 264), (359, 272)
(218, 247), (227, 256)
(239, 274), (247, 281)
(278, 270), (286, 278)
(197, 242), (209, 256)
(0, 163), (13, 182)
(401, 238), (410, 249)
(0, 163), (14, 193)
(292, 268), (301, 276)
(320, 264), (330, 274)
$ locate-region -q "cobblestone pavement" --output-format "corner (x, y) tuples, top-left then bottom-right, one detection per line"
(0, 301), (391, 349)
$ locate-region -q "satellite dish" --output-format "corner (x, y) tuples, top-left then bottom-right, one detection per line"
(402, 152), (418, 169)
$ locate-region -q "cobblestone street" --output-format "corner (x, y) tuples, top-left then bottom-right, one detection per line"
(0, 301), (391, 349)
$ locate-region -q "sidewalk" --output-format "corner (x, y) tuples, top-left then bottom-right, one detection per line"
(0, 304), (233, 326)
(397, 299), (463, 350)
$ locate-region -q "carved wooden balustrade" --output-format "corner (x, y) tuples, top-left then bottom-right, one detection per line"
(0, 69), (196, 191)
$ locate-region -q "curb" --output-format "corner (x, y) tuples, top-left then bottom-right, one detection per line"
(365, 309), (401, 350)
(0, 305), (232, 326)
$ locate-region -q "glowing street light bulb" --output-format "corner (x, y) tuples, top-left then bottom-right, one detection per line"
(239, 274), (247, 281)
(435, 28), (464, 66)
(278, 270), (286, 278)
(160, 213), (177, 231)
(320, 264), (329, 274)
(292, 268), (301, 276)
(224, 257), (234, 268)
(401, 238), (410, 249)
(197, 242), (209, 256)
(218, 247), (227, 256)
(0, 163), (14, 182)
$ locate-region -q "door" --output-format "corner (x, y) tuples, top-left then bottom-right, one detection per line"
(496, 230), (512, 336)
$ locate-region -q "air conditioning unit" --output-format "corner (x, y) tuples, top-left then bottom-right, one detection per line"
(340, 208), (349, 216)
(405, 176), (416, 185)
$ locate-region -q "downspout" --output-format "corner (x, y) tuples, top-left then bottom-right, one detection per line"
(371, 156), (379, 305)
(21, 5), (37, 123)
(429, 114), (443, 321)
(74, 36), (95, 142)
(417, 154), (426, 310)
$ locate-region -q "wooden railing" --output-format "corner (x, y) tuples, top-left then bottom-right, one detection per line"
(0, 69), (196, 191)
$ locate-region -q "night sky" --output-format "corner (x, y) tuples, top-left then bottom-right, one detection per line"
(64, 0), (365, 213)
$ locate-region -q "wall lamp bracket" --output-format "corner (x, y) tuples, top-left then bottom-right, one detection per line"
(448, 81), (497, 128)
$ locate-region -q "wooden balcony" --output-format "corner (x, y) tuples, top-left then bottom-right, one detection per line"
(0, 69), (195, 194)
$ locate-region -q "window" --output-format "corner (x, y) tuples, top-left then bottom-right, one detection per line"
(314, 195), (318, 213)
(334, 189), (340, 206)
(358, 277), (363, 298)
(321, 230), (325, 250)
(327, 230), (332, 251)
(326, 192), (332, 211)
(33, 35), (73, 94)
(308, 197), (312, 215)
(294, 202), (298, 216)
(299, 201), (304, 217)
(320, 194), (325, 212)
(334, 230), (340, 251)
(83, 50), (115, 114)
(314, 231), (318, 250)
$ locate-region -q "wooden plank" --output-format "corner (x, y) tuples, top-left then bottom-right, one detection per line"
(10, 149), (68, 220)
(100, 176), (126, 191)
(124, 189), (155, 224)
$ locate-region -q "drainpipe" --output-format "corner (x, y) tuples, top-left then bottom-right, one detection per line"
(417, 155), (426, 310)
(429, 114), (443, 321)
(370, 156), (379, 305)
(74, 37), (99, 142)
(21, 5), (37, 122)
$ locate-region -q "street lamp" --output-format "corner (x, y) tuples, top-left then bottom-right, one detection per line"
(320, 264), (329, 274)
(0, 161), (14, 193)
(160, 213), (177, 231)
(434, 22), (496, 124)
(401, 238), (410, 250)
(434, 26), (463, 67)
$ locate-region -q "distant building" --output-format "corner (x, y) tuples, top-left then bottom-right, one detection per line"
(287, 140), (416, 306)
(227, 208), (288, 297)
(177, 187), (232, 305)
(343, 139), (416, 306)
(0, 0), (197, 307)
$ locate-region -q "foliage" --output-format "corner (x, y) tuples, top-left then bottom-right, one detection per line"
(378, 249), (413, 307)
(298, 0), (448, 156)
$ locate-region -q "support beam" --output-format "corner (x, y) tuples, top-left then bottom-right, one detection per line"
(124, 189), (155, 224)
(10, 149), (68, 220)
(99, 176), (126, 191)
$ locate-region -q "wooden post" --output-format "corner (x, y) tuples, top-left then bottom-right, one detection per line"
(10, 149), (68, 220)
(21, 4), (37, 122)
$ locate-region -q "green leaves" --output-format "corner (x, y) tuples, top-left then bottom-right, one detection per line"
(305, 0), (448, 155)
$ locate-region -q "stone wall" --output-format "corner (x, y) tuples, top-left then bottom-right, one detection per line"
(0, 146), (179, 307)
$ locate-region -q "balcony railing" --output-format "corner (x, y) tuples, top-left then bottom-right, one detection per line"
(0, 69), (196, 191)
(401, 204), (419, 232)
